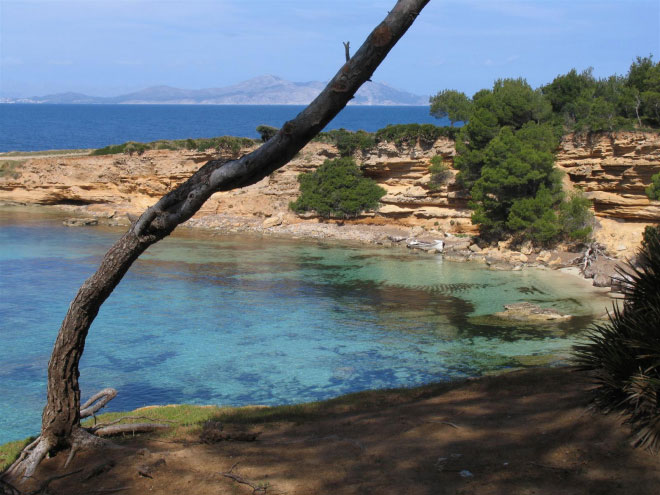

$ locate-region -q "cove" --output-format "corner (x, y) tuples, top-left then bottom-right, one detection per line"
(0, 207), (610, 444)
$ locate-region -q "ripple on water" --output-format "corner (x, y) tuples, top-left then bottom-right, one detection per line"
(0, 208), (611, 444)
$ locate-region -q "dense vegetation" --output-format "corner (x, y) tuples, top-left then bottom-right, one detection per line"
(312, 128), (376, 157)
(428, 58), (660, 244)
(432, 77), (593, 245)
(310, 124), (459, 157)
(91, 136), (258, 156)
(574, 226), (660, 450)
(289, 157), (385, 218)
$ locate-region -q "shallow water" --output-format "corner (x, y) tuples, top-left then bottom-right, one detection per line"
(0, 208), (610, 444)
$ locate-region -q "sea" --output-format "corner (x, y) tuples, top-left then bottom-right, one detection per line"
(0, 104), (607, 444)
(0, 208), (610, 444)
(0, 104), (444, 152)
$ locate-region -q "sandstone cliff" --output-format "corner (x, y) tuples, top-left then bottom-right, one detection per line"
(1, 131), (659, 257)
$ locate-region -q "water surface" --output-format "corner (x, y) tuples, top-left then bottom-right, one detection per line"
(0, 104), (443, 152)
(0, 207), (609, 443)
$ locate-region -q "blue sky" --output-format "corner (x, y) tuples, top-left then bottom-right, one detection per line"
(1, 0), (658, 98)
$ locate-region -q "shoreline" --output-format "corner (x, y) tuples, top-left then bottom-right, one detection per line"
(2, 201), (624, 294)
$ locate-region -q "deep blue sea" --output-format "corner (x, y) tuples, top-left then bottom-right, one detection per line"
(0, 104), (444, 152)
(0, 207), (610, 444)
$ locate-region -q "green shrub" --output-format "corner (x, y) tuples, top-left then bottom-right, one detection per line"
(642, 225), (659, 247)
(645, 172), (660, 200)
(91, 143), (131, 156)
(289, 157), (386, 218)
(574, 231), (660, 450)
(313, 129), (375, 157)
(0, 159), (26, 179)
(428, 155), (452, 190)
(374, 123), (459, 147)
(559, 190), (594, 242)
(91, 136), (258, 156)
(256, 125), (279, 142)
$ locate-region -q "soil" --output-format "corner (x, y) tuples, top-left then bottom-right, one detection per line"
(15, 367), (660, 495)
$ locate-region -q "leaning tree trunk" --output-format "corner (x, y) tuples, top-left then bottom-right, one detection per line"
(3, 0), (431, 482)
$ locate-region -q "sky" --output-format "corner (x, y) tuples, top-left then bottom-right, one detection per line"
(1, 0), (659, 98)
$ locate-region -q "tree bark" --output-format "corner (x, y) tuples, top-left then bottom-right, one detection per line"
(3, 0), (431, 482)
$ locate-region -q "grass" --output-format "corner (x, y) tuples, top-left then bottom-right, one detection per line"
(0, 149), (91, 158)
(0, 379), (458, 472)
(0, 437), (36, 472)
(0, 159), (26, 179)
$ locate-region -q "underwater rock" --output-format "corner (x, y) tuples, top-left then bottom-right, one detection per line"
(63, 217), (98, 227)
(494, 302), (571, 322)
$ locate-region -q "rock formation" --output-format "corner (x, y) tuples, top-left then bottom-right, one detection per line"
(1, 131), (658, 258)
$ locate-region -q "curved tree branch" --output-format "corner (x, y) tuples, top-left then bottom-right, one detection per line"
(4, 0), (431, 482)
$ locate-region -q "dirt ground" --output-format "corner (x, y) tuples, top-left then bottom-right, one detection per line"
(13, 367), (660, 495)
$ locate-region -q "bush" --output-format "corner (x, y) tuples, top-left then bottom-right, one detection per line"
(91, 136), (258, 156)
(428, 155), (452, 190)
(313, 129), (375, 157)
(0, 159), (26, 179)
(374, 123), (459, 147)
(645, 172), (660, 200)
(289, 157), (386, 218)
(256, 125), (279, 142)
(642, 225), (659, 247)
(559, 190), (594, 243)
(574, 231), (660, 450)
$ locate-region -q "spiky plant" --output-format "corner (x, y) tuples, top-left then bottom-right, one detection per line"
(574, 228), (660, 450)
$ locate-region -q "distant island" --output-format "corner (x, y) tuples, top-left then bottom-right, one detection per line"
(0, 75), (428, 106)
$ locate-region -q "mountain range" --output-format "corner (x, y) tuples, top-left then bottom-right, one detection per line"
(3, 75), (428, 106)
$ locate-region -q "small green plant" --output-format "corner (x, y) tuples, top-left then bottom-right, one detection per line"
(428, 155), (452, 190)
(645, 172), (660, 200)
(289, 157), (386, 218)
(256, 125), (279, 142)
(0, 160), (26, 179)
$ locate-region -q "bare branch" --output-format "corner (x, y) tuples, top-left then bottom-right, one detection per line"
(93, 423), (170, 437)
(80, 389), (118, 419)
(88, 416), (175, 432)
(221, 463), (272, 494)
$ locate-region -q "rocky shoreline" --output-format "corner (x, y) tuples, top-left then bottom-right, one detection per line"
(3, 131), (658, 293)
(12, 200), (621, 297)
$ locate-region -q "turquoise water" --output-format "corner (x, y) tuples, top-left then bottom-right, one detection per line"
(0, 208), (608, 444)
